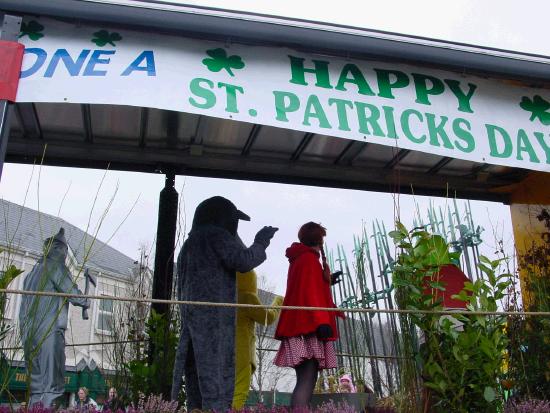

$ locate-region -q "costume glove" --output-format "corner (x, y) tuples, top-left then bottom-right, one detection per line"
(272, 295), (284, 307)
(331, 270), (343, 286)
(316, 324), (333, 340)
(254, 226), (279, 248)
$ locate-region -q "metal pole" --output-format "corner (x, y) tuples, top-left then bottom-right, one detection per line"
(151, 171), (179, 316)
(149, 170), (178, 397)
(0, 14), (22, 181)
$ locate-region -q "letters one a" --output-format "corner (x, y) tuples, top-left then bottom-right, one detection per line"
(20, 48), (156, 78)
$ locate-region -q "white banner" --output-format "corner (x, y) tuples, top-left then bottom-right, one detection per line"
(15, 18), (550, 172)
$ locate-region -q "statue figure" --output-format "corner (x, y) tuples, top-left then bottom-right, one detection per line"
(19, 228), (90, 407)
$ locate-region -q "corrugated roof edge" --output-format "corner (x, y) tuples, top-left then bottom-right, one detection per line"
(2, 0), (550, 83)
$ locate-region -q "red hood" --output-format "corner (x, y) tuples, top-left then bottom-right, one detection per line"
(285, 242), (319, 262)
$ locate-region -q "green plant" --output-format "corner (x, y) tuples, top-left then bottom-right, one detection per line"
(390, 222), (511, 413)
(0, 260), (24, 402)
(126, 310), (180, 403)
(0, 262), (24, 341)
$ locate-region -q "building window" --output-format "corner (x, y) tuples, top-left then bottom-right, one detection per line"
(97, 296), (114, 334)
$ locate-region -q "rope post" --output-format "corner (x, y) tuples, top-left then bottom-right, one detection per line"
(149, 170), (178, 396)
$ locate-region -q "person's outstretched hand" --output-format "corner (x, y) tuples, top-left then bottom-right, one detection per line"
(254, 226), (279, 248)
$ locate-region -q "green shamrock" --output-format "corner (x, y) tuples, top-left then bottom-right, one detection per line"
(202, 48), (245, 77)
(519, 95), (550, 125)
(91, 30), (122, 47)
(19, 20), (44, 41)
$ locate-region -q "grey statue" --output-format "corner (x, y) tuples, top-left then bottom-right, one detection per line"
(171, 196), (278, 411)
(19, 228), (89, 407)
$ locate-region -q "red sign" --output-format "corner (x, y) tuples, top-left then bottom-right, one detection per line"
(0, 40), (24, 101)
(424, 264), (471, 309)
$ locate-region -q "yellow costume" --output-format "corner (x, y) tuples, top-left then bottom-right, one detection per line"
(232, 270), (283, 409)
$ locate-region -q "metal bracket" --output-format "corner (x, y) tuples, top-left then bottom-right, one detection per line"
(1, 14), (22, 42)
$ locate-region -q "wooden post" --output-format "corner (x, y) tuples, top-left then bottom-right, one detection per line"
(508, 172), (550, 308)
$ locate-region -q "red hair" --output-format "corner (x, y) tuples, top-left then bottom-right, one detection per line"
(298, 222), (327, 247)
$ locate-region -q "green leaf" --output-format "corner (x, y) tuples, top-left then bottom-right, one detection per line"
(91, 30), (123, 47)
(462, 281), (475, 292)
(388, 230), (404, 240)
(479, 337), (494, 358)
(395, 221), (407, 233)
(496, 281), (511, 291)
(452, 345), (462, 361)
(428, 281), (446, 291)
(483, 386), (496, 402)
(0, 265), (24, 289)
(451, 291), (470, 303)
(477, 262), (492, 275)
(424, 381), (443, 392)
(411, 230), (430, 238)
(202, 48), (245, 77)
(479, 255), (492, 265)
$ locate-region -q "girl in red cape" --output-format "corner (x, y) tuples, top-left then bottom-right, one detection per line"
(274, 222), (344, 408)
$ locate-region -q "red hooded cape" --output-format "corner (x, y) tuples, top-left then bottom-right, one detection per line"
(275, 242), (343, 341)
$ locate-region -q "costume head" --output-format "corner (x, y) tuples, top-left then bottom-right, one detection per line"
(43, 228), (68, 261)
(298, 222), (326, 247)
(192, 196), (250, 236)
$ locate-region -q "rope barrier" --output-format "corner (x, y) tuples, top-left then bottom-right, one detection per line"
(2, 288), (549, 317)
(1, 339), (409, 360)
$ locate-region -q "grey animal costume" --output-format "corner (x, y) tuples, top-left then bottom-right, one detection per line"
(18, 228), (89, 407)
(171, 197), (277, 411)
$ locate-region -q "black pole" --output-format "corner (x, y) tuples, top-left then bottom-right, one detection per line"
(151, 171), (178, 314)
(149, 171), (178, 396)
(0, 14), (22, 181)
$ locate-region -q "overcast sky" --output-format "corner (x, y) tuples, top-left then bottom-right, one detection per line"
(1, 0), (541, 294)
(179, 0), (549, 56)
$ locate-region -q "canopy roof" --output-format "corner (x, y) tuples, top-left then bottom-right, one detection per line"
(7, 101), (531, 202)
(2, 1), (549, 203)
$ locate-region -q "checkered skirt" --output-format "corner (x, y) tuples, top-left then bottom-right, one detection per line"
(274, 334), (338, 369)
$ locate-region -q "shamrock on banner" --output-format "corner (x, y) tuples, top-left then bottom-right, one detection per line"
(19, 21), (44, 41)
(202, 48), (245, 76)
(92, 30), (122, 47)
(519, 95), (550, 126)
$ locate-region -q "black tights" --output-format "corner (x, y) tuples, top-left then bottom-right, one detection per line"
(291, 359), (319, 409)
